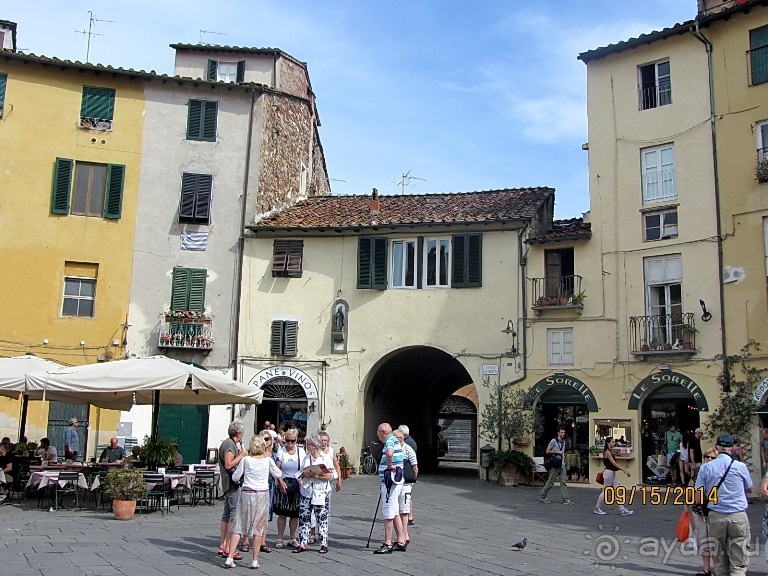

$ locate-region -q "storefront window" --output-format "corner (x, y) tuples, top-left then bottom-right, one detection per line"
(593, 418), (633, 448)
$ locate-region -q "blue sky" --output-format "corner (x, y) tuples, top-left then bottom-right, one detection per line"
(4, 1), (695, 219)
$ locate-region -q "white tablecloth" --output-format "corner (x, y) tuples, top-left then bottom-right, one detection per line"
(26, 471), (88, 490)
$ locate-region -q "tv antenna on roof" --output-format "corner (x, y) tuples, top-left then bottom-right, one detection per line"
(199, 30), (225, 44)
(75, 11), (113, 63)
(391, 170), (426, 195)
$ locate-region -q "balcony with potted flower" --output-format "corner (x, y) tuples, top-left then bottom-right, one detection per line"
(757, 147), (768, 184)
(629, 312), (698, 358)
(158, 310), (214, 351)
(530, 275), (584, 316)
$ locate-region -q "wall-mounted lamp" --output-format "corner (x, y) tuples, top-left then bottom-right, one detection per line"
(699, 299), (712, 322)
(659, 364), (671, 372)
(501, 320), (518, 355)
(308, 401), (316, 413)
(554, 369), (565, 376)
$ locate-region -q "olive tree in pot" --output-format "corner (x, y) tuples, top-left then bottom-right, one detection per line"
(104, 467), (146, 520)
(479, 379), (541, 485)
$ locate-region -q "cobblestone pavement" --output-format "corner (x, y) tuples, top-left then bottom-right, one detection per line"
(2, 469), (768, 575)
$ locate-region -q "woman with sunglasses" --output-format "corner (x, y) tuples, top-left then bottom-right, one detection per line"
(224, 435), (286, 569)
(293, 434), (335, 554)
(273, 428), (304, 548)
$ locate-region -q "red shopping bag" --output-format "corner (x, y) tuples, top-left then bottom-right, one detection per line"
(676, 509), (690, 542)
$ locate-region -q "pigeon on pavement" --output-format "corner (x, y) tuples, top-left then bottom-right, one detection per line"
(511, 538), (527, 550)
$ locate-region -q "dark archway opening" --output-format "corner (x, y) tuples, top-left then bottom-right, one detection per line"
(364, 346), (474, 471)
(640, 384), (701, 482)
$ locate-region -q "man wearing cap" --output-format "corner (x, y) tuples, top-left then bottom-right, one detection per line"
(64, 418), (80, 461)
(689, 428), (704, 480)
(695, 433), (753, 576)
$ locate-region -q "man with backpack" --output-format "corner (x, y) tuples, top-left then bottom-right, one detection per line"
(539, 427), (572, 505)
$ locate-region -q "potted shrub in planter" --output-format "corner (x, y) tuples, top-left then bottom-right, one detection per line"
(680, 325), (698, 349)
(490, 449), (534, 486)
(104, 467), (146, 520)
(140, 437), (175, 471)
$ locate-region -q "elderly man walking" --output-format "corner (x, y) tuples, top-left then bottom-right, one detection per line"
(695, 433), (753, 576)
(372, 423), (406, 554)
(64, 417), (80, 461)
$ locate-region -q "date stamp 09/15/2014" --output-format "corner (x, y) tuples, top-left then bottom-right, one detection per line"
(601, 485), (719, 507)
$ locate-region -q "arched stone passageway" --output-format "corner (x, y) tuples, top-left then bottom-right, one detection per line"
(364, 346), (474, 471)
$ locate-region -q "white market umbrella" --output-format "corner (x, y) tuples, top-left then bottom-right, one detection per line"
(0, 355), (64, 399)
(25, 355), (263, 412)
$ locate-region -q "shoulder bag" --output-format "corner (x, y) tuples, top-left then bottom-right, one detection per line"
(701, 458), (734, 516)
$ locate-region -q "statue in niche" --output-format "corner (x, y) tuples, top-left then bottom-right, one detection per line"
(333, 305), (345, 332)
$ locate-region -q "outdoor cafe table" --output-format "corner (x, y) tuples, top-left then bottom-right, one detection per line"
(88, 467), (220, 492)
(26, 470), (89, 491)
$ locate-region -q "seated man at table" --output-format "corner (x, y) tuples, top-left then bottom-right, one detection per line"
(0, 443), (14, 504)
(34, 438), (58, 463)
(100, 437), (125, 463)
(171, 444), (183, 468)
(124, 446), (142, 464)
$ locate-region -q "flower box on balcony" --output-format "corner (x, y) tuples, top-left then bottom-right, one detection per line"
(78, 117), (113, 131)
(163, 311), (212, 323)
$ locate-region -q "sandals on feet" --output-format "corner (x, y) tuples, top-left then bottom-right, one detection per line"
(318, 546), (328, 554)
(241, 543), (250, 552)
(292, 546), (306, 553)
(218, 548), (227, 557)
(275, 539), (284, 549)
(259, 545), (272, 553)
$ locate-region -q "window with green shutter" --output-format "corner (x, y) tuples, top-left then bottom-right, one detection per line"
(186, 99), (218, 141)
(51, 158), (124, 219)
(0, 72), (7, 118)
(51, 157), (74, 215)
(271, 320), (298, 356)
(451, 233), (482, 288)
(179, 173), (213, 224)
(79, 86), (115, 130)
(170, 267), (207, 313)
(751, 26), (768, 85)
(104, 164), (125, 219)
(357, 237), (388, 289)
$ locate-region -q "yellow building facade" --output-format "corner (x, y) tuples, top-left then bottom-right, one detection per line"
(0, 52), (145, 453)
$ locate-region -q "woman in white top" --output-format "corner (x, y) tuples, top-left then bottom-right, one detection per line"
(224, 435), (286, 569)
(273, 428), (304, 548)
(292, 434), (335, 554)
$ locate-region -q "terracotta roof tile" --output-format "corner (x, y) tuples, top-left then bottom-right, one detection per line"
(527, 218), (591, 244)
(249, 188), (554, 231)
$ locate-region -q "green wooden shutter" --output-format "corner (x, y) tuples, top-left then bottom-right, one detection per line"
(451, 234), (482, 288)
(357, 237), (373, 288)
(270, 321), (283, 355)
(179, 173), (197, 221)
(104, 164), (125, 219)
(236, 60), (245, 83)
(80, 86), (115, 119)
(188, 269), (207, 313)
(207, 59), (218, 81)
(202, 101), (217, 140)
(372, 237), (387, 289)
(466, 233), (482, 287)
(187, 100), (202, 139)
(417, 237), (424, 289)
(284, 321), (298, 356)
(194, 175), (212, 223)
(752, 26), (768, 84)
(0, 73), (7, 117)
(272, 240), (289, 275)
(451, 235), (467, 287)
(51, 157), (73, 215)
(171, 268), (190, 311)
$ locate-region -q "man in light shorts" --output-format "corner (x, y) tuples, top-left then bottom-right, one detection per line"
(393, 428), (418, 548)
(372, 423), (406, 554)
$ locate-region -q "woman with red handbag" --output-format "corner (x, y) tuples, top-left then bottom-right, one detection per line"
(594, 437), (633, 516)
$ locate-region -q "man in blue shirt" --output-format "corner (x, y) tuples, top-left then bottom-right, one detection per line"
(695, 433), (753, 576)
(372, 423), (405, 555)
(64, 418), (80, 461)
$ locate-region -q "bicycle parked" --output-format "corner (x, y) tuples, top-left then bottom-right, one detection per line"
(360, 440), (382, 475)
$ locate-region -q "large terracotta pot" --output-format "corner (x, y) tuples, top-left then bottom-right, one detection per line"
(112, 499), (137, 520)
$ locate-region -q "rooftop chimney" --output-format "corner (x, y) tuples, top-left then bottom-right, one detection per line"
(370, 188), (380, 215)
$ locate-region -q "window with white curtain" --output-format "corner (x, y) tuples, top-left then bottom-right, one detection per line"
(548, 328), (573, 365)
(390, 239), (416, 289)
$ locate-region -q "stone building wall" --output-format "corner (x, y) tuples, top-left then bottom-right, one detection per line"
(278, 57), (310, 100)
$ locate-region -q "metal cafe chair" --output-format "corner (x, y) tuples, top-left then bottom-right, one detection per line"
(53, 471), (82, 510)
(191, 470), (216, 506)
(139, 473), (167, 515)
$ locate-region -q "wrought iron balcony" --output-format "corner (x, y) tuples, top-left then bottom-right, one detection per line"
(78, 116), (113, 131)
(629, 312), (697, 357)
(530, 275), (584, 316)
(158, 313), (214, 351)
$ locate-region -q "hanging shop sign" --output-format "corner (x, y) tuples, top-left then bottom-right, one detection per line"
(627, 371), (708, 411)
(246, 365), (319, 399)
(524, 373), (598, 412)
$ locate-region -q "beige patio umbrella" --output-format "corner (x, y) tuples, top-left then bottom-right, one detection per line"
(0, 355), (64, 400)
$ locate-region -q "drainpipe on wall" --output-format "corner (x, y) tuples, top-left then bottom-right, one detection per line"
(690, 21), (729, 387)
(497, 225), (530, 451)
(230, 88), (258, 423)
